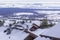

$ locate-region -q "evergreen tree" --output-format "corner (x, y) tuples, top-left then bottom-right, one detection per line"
(40, 18), (48, 29)
(0, 20), (4, 26)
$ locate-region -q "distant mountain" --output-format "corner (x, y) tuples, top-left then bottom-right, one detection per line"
(0, 8), (37, 16)
(0, 8), (47, 18)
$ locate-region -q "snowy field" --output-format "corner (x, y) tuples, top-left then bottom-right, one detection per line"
(0, 26), (29, 40)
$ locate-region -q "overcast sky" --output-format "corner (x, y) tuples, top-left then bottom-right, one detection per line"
(0, 0), (60, 8)
(0, 0), (60, 4)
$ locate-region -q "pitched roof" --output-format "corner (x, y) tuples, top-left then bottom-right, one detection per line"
(41, 23), (60, 38)
(34, 36), (50, 40)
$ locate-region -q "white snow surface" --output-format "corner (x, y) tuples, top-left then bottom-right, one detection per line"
(0, 26), (29, 40)
(3, 20), (14, 26)
(41, 22), (60, 38)
(34, 36), (50, 40)
(1, 20), (60, 40)
(14, 13), (34, 16)
(32, 20), (42, 26)
(31, 29), (48, 36)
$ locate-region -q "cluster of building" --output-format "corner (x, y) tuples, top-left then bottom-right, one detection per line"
(0, 17), (59, 40)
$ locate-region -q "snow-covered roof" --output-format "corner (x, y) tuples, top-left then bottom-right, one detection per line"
(0, 27), (29, 40)
(41, 22), (60, 38)
(31, 29), (48, 36)
(32, 20), (41, 26)
(3, 20), (14, 26)
(9, 29), (29, 40)
(25, 22), (32, 29)
(34, 36), (50, 40)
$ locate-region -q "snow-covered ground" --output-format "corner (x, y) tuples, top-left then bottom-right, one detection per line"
(14, 13), (34, 16)
(0, 18), (59, 40)
(0, 3), (60, 40)
(0, 26), (29, 40)
(0, 20), (45, 40)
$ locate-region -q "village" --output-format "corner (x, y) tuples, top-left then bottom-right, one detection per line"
(0, 3), (60, 40)
(0, 13), (59, 40)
